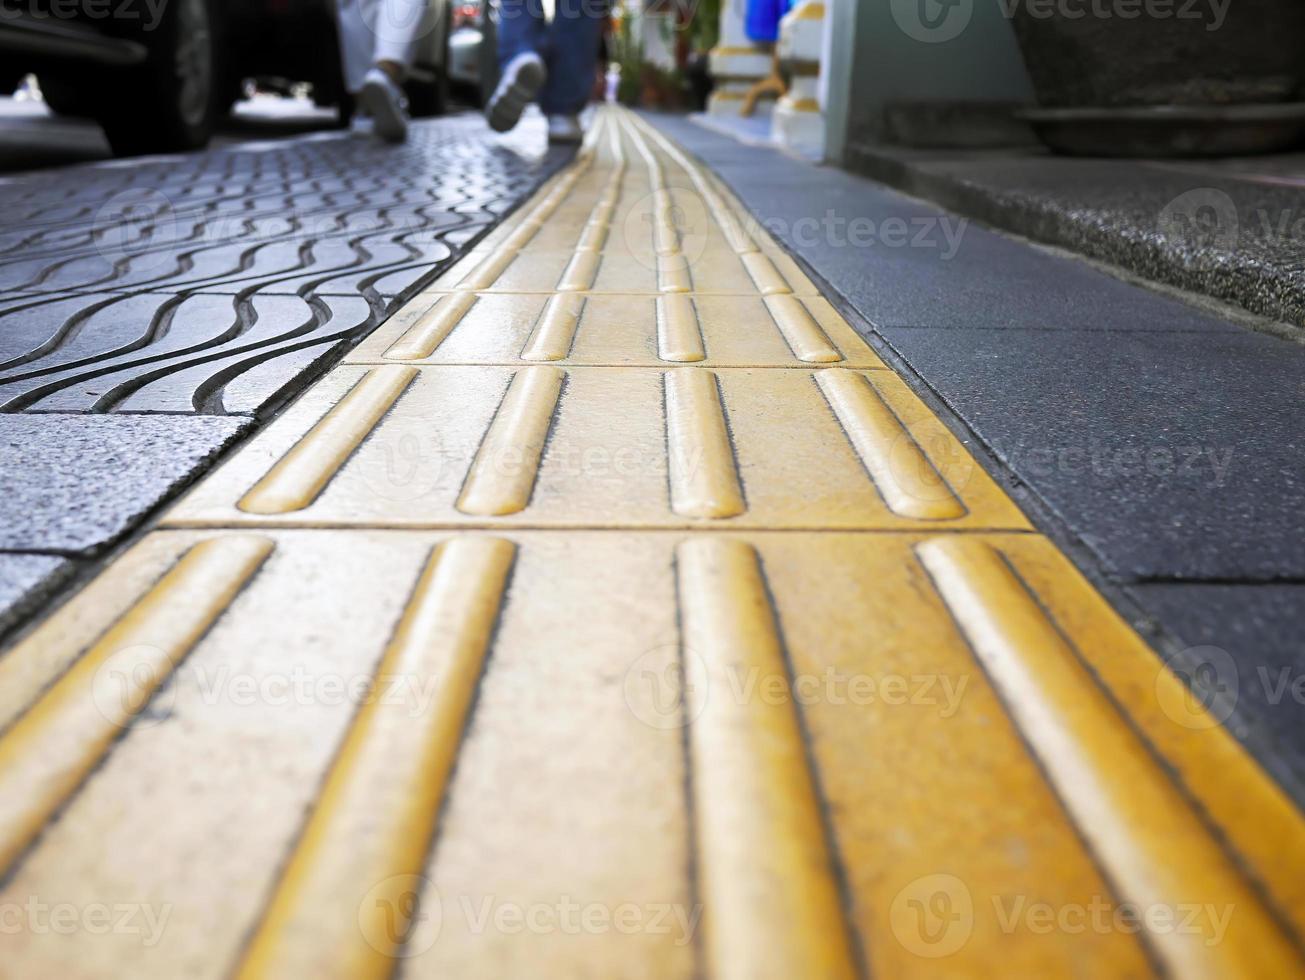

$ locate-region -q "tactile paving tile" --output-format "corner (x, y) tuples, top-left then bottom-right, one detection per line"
(164, 363), (1026, 531)
(346, 291), (882, 366)
(0, 116), (570, 416)
(0, 528), (1302, 979)
(4, 107), (1305, 980)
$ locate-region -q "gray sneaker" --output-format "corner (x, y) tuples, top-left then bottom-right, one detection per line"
(486, 52), (546, 134)
(358, 67), (409, 143)
(547, 114), (583, 144)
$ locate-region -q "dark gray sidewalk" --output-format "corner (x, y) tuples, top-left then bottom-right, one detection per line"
(647, 113), (1305, 805)
(0, 113), (571, 635)
(847, 143), (1305, 336)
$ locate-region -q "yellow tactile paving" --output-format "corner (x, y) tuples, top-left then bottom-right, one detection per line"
(3, 105), (1304, 980)
(164, 364), (1024, 530)
(351, 291), (881, 367)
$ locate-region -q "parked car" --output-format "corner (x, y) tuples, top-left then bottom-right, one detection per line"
(0, 0), (454, 155)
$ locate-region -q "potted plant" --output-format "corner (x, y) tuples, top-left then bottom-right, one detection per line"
(1011, 0), (1305, 156)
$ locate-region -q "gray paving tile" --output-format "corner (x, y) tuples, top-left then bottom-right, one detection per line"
(1131, 583), (1305, 797)
(0, 414), (251, 554)
(649, 114), (1240, 334)
(0, 553), (75, 638)
(846, 147), (1305, 332)
(878, 325), (1305, 580)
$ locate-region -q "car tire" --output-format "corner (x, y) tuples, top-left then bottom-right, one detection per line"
(38, 76), (95, 118)
(96, 0), (225, 155)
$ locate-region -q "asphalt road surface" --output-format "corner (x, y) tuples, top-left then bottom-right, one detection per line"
(0, 92), (349, 173)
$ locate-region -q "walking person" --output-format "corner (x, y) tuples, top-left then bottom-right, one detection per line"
(335, 0), (427, 142)
(486, 0), (608, 143)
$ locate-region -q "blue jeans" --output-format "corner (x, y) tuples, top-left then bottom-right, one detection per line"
(498, 0), (607, 115)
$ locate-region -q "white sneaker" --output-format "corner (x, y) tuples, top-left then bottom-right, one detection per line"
(486, 52), (546, 134)
(358, 67), (409, 143)
(547, 114), (583, 144)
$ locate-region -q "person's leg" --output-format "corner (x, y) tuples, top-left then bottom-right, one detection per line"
(372, 0), (426, 80)
(335, 0), (374, 95)
(540, 0), (606, 116)
(486, 0), (548, 133)
(497, 0), (548, 67)
(349, 0), (421, 141)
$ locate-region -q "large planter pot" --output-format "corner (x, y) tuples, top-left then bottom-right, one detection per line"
(1011, 0), (1305, 156)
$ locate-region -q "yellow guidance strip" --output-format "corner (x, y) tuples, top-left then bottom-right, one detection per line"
(741, 252), (792, 296)
(459, 248), (519, 290)
(623, 114), (693, 295)
(657, 294), (705, 362)
(658, 253), (692, 293)
(457, 366), (565, 516)
(235, 537), (515, 980)
(664, 369), (745, 519)
(384, 291), (478, 360)
(626, 112), (759, 255)
(816, 369), (967, 521)
(520, 293), (585, 362)
(0, 535), (272, 876)
(239, 365), (416, 515)
(558, 250), (601, 292)
(765, 295), (841, 363)
(678, 538), (859, 980)
(554, 120), (625, 295)
(917, 537), (1305, 980)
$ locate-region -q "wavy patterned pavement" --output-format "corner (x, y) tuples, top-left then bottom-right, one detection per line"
(0, 114), (570, 632)
(0, 115), (569, 415)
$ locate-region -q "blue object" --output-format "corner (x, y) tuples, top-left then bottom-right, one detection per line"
(498, 0), (608, 115)
(745, 0), (792, 44)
